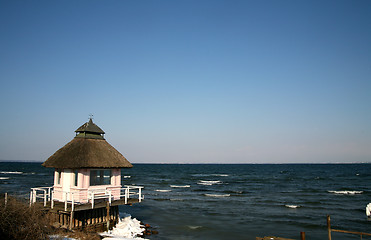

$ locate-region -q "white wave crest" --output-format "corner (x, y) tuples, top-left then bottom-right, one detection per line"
(170, 185), (191, 188)
(123, 176), (131, 178)
(0, 171), (23, 174)
(0, 177), (10, 180)
(204, 193), (230, 197)
(198, 180), (222, 186)
(285, 205), (300, 209)
(328, 190), (363, 195)
(192, 173), (229, 177)
(212, 174), (229, 177)
(155, 189), (171, 192)
(188, 225), (203, 230)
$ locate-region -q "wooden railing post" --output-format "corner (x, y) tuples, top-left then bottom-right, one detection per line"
(43, 189), (47, 206)
(139, 187), (142, 202)
(125, 188), (128, 204)
(327, 215), (332, 240)
(51, 191), (54, 209)
(300, 231), (305, 240)
(29, 191), (32, 206)
(91, 192), (95, 209)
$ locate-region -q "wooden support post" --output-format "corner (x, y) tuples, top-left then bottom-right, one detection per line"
(106, 201), (110, 231)
(4, 193), (7, 207)
(69, 211), (74, 230)
(327, 215), (332, 240)
(300, 232), (305, 240)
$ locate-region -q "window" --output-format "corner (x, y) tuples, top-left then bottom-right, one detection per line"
(90, 169), (112, 186)
(73, 170), (78, 187)
(56, 170), (62, 185)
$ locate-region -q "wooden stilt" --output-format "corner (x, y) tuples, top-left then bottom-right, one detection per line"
(69, 211), (74, 230)
(106, 202), (110, 231)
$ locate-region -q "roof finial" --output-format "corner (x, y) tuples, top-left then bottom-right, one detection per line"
(89, 114), (94, 121)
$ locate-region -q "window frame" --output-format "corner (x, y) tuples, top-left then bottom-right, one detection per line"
(73, 169), (78, 187)
(90, 169), (112, 186)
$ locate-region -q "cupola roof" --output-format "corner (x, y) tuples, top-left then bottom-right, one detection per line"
(42, 118), (132, 169)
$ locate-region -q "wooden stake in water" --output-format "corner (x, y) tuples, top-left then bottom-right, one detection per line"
(327, 215), (332, 240)
(5, 193), (7, 207)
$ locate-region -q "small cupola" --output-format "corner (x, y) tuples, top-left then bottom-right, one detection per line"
(75, 118), (105, 139)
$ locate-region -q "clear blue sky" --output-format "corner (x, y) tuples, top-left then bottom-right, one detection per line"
(0, 0), (370, 163)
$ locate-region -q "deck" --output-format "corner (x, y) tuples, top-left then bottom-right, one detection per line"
(30, 186), (144, 230)
(37, 197), (140, 212)
(30, 185), (143, 211)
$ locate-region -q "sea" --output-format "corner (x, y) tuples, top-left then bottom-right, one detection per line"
(1, 162), (371, 240)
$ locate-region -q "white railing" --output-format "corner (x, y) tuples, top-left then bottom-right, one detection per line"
(30, 185), (144, 210)
(88, 188), (112, 209)
(30, 187), (53, 207)
(51, 190), (86, 211)
(121, 186), (144, 204)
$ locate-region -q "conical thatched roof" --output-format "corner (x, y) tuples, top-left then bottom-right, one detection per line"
(75, 118), (105, 135)
(42, 119), (132, 169)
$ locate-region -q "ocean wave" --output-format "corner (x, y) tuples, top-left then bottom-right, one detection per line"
(198, 180), (222, 186)
(204, 193), (230, 197)
(188, 225), (203, 230)
(123, 175), (131, 178)
(0, 171), (23, 174)
(0, 177), (10, 180)
(170, 198), (184, 201)
(328, 190), (363, 195)
(170, 185), (191, 188)
(192, 174), (229, 177)
(155, 189), (172, 192)
(212, 174), (229, 177)
(285, 205), (300, 209)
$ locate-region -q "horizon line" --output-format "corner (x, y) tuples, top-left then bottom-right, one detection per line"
(0, 160), (370, 165)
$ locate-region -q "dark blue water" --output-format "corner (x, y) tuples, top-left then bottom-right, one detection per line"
(1, 162), (371, 240)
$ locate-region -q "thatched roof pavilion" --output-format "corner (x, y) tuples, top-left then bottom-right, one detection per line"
(42, 118), (132, 169)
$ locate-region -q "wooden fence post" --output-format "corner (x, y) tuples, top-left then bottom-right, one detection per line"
(4, 193), (8, 207)
(327, 215), (332, 240)
(300, 231), (305, 240)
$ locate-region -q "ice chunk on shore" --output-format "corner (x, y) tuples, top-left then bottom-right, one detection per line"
(100, 214), (145, 240)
